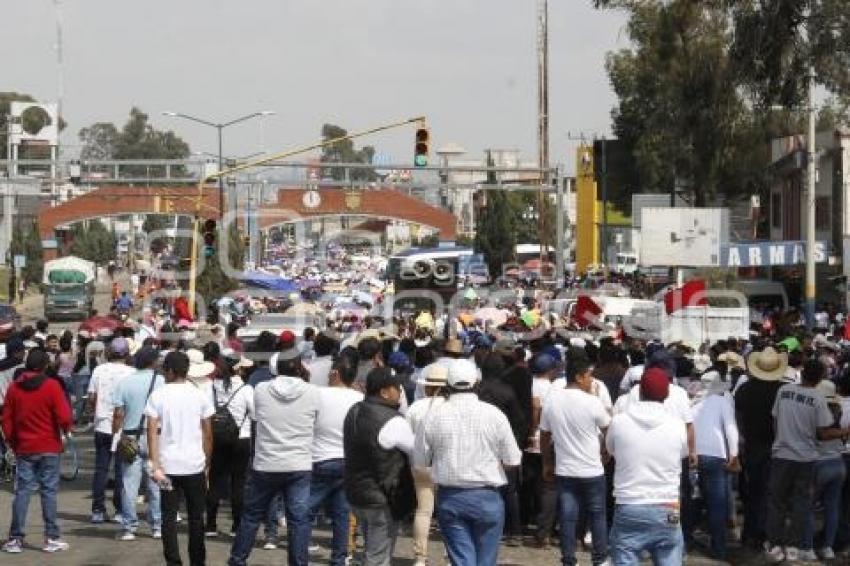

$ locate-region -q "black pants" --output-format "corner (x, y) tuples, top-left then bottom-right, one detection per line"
(206, 438), (250, 532)
(680, 457), (694, 546)
(500, 466), (522, 537)
(521, 453), (542, 527)
(162, 473), (206, 566)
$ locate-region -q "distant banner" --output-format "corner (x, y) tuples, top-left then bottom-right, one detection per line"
(721, 240), (826, 267)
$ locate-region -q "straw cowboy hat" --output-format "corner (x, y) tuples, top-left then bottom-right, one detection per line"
(420, 365), (449, 388)
(717, 351), (746, 371)
(746, 347), (788, 382)
(186, 348), (216, 379)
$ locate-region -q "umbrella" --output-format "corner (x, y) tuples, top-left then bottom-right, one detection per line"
(353, 291), (374, 305)
(285, 302), (324, 316)
(458, 312), (474, 326)
(474, 307), (508, 327)
(463, 288), (478, 301)
(521, 310), (540, 329)
(79, 316), (121, 336)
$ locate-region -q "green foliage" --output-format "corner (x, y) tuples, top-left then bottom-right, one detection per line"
(194, 223), (245, 301)
(10, 220), (43, 285)
(475, 190), (518, 277)
(319, 124), (376, 182)
(142, 215), (170, 235)
(595, 1), (850, 210)
(79, 107), (191, 177)
(69, 220), (117, 264)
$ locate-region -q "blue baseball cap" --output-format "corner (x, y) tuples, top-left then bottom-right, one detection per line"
(387, 351), (412, 371)
(531, 353), (558, 374)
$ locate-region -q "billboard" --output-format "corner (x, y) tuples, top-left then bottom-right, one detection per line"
(721, 240), (826, 267)
(640, 208), (729, 267)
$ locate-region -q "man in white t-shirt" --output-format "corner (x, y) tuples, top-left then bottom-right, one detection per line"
(146, 351), (213, 566)
(606, 367), (688, 564)
(540, 356), (611, 566)
(307, 354), (363, 565)
(87, 337), (135, 523)
(305, 333), (336, 387)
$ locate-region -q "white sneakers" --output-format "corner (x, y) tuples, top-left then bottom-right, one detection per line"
(765, 545), (785, 563)
(42, 539), (70, 553)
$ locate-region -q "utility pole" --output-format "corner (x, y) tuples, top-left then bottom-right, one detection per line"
(537, 0), (550, 271)
(805, 61), (817, 328)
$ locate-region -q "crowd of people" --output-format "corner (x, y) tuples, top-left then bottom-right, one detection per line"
(2, 305), (850, 565)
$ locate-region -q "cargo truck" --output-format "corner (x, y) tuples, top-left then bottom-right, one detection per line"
(43, 256), (96, 321)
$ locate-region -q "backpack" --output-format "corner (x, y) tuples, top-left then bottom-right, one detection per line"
(211, 384), (246, 445)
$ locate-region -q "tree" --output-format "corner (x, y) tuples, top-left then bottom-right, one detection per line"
(79, 107), (191, 176)
(69, 220), (116, 264)
(194, 223), (246, 304)
(593, 1), (850, 210)
(475, 190), (517, 277)
(319, 124), (376, 182)
(142, 215), (170, 234)
(10, 221), (43, 285)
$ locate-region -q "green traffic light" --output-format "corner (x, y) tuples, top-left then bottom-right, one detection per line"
(204, 246), (216, 258)
(414, 155), (428, 167)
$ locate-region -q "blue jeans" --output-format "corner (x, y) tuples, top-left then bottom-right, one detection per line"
(436, 487), (504, 566)
(610, 504), (684, 566)
(92, 431), (123, 515)
(698, 456), (729, 559)
(228, 469), (312, 566)
(557, 475), (608, 565)
(804, 457), (846, 550)
(120, 435), (161, 532)
(308, 459), (349, 566)
(10, 453), (61, 540)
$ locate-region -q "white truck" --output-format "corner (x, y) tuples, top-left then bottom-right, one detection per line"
(546, 295), (749, 347)
(43, 256), (96, 321)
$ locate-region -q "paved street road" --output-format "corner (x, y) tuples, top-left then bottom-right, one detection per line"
(0, 430), (759, 565)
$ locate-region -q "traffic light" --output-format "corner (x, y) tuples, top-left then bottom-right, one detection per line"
(202, 219), (216, 258)
(414, 126), (429, 167)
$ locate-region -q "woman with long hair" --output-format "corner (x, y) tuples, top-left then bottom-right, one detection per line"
(204, 348), (254, 537)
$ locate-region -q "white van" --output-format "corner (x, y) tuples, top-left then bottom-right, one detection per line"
(614, 253), (638, 274)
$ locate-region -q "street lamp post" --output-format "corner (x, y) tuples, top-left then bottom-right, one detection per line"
(162, 110), (275, 218)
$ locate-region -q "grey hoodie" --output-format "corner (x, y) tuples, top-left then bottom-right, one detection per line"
(253, 374), (321, 472)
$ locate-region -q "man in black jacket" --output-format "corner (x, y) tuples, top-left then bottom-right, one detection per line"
(478, 351), (527, 546)
(343, 367), (415, 566)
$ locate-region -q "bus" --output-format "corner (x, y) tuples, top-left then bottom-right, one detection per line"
(387, 247), (484, 314)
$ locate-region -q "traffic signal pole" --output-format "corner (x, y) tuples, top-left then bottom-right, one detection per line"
(187, 116), (426, 314)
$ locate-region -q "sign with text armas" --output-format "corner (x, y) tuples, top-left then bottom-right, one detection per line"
(721, 240), (826, 267)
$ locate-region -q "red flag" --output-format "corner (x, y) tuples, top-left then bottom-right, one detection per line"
(664, 279), (707, 314)
(574, 295), (603, 328)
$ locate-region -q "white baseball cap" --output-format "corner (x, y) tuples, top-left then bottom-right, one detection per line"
(447, 359), (478, 390)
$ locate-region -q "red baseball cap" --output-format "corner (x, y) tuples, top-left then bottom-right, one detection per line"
(640, 367), (670, 402)
(279, 330), (296, 347)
